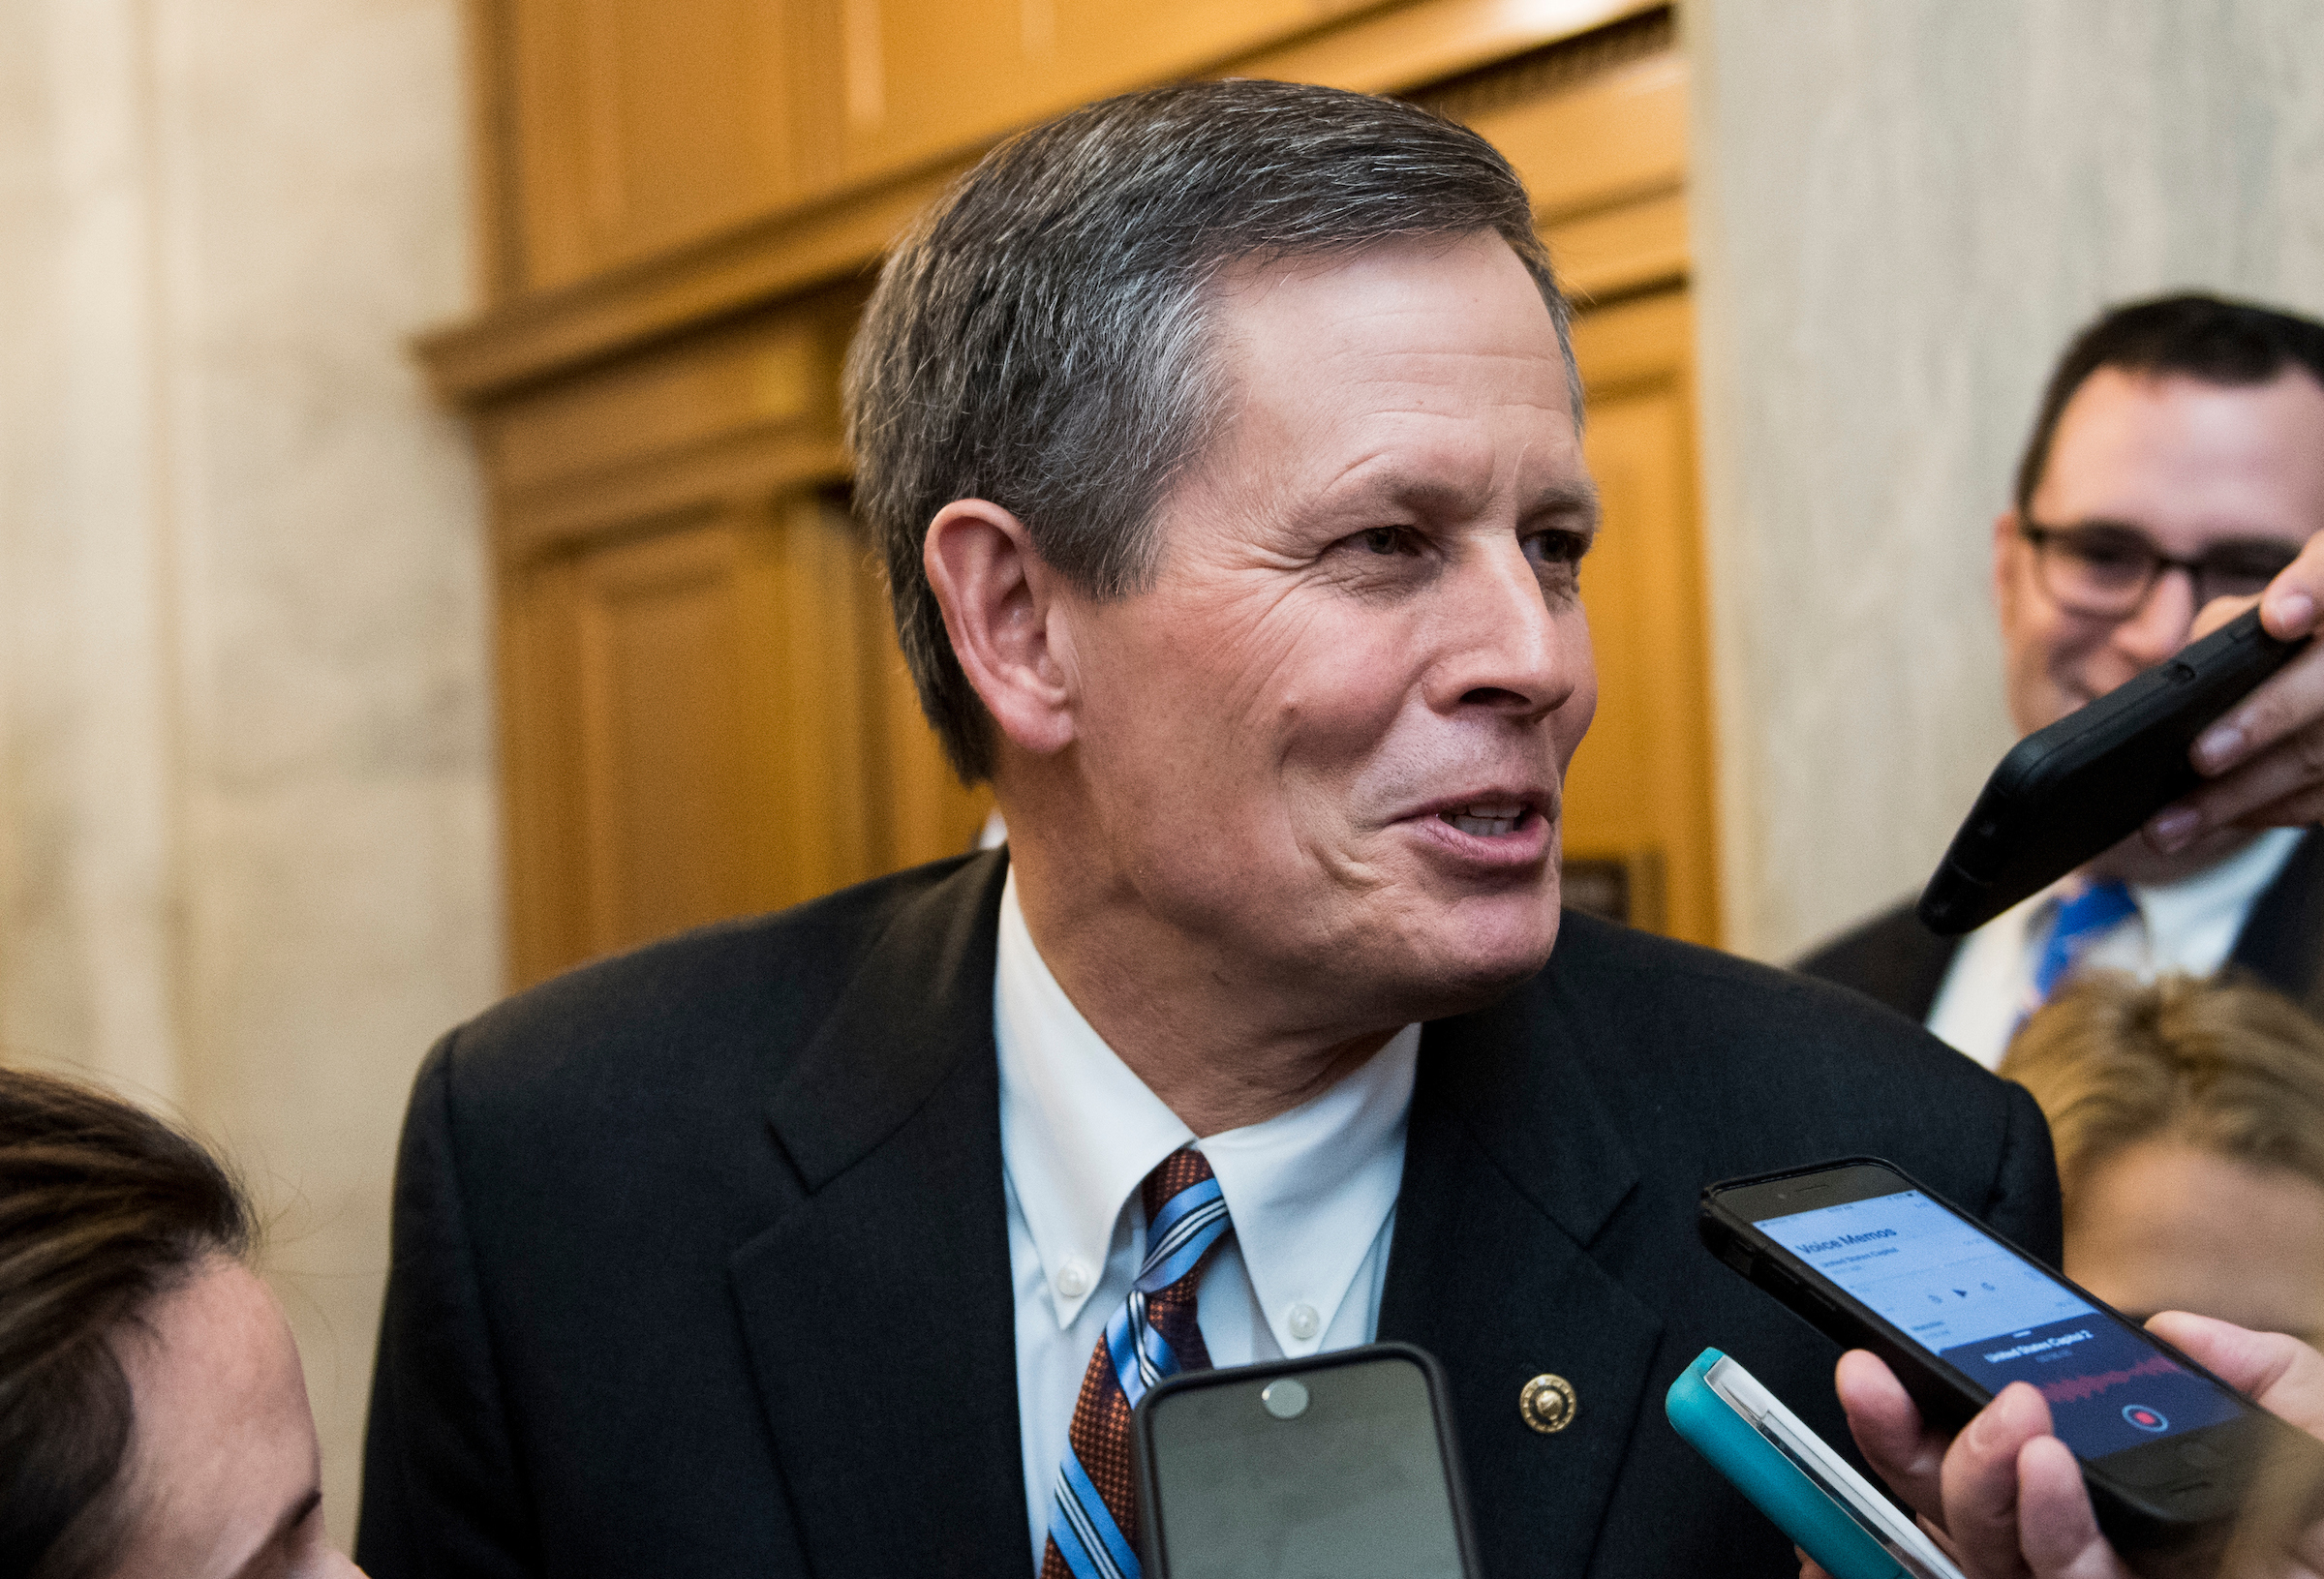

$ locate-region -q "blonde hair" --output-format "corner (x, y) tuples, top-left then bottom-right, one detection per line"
(2001, 972), (2324, 1204)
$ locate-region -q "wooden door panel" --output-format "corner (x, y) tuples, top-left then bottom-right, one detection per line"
(573, 521), (758, 955)
(835, 0), (1394, 184)
(500, 494), (986, 986)
(510, 0), (803, 288)
(1465, 51), (1686, 224)
(750, 495), (876, 902)
(1562, 288), (1719, 945)
(500, 552), (593, 985)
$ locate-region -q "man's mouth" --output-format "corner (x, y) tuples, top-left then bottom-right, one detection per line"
(1438, 804), (1532, 838)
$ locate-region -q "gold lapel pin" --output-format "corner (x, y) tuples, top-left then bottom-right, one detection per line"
(1519, 1372), (1577, 1434)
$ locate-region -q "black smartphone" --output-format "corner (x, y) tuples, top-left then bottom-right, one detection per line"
(1917, 607), (2306, 936)
(1131, 1343), (1481, 1579)
(1700, 1158), (2324, 1557)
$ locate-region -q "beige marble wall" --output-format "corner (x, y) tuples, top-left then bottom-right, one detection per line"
(0, 0), (499, 1544)
(1687, 0), (2324, 962)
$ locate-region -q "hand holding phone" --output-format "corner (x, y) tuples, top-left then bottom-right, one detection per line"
(1835, 1318), (2324, 1579)
(1917, 608), (2306, 935)
(1699, 1159), (2324, 1563)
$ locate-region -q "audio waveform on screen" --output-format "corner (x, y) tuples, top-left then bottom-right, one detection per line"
(2036, 1351), (2176, 1406)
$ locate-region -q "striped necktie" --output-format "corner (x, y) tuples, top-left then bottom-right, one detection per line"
(1040, 1146), (1234, 1579)
(2029, 877), (2138, 1007)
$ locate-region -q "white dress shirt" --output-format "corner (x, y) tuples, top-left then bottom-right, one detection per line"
(1926, 827), (2303, 1069)
(994, 869), (1417, 1571)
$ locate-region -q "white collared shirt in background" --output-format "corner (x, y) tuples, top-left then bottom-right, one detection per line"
(994, 868), (1416, 1571)
(1926, 827), (2303, 1069)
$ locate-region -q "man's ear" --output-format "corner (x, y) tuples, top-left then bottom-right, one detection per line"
(924, 499), (1077, 756)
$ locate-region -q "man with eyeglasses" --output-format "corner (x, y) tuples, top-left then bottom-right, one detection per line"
(1802, 293), (2324, 1068)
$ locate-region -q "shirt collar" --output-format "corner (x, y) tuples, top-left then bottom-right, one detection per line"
(994, 868), (1416, 1349)
(2129, 826), (2303, 953)
(2008, 826), (2304, 965)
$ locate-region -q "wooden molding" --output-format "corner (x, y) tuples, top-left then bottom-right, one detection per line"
(418, 0), (1662, 407)
(421, 160), (952, 407)
(1547, 188), (1688, 308)
(1244, 0), (1655, 99)
(463, 0), (527, 305)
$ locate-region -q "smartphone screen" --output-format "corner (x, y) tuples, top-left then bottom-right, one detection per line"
(1136, 1346), (1474, 1579)
(1756, 1186), (2245, 1459)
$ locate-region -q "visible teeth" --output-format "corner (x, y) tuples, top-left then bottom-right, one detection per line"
(1443, 805), (1523, 838)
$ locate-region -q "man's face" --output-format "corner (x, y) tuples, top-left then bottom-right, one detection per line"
(1995, 365), (2324, 737)
(1049, 232), (1597, 1024)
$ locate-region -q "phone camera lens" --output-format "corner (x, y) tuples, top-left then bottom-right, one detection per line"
(1261, 1379), (1309, 1420)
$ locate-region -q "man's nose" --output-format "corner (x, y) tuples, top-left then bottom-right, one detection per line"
(2111, 563), (2199, 667)
(1432, 538), (1576, 717)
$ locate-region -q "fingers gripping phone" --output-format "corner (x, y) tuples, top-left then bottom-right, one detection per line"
(1667, 1348), (1965, 1579)
(1131, 1343), (1482, 1579)
(1699, 1158), (2324, 1558)
(1917, 607), (2307, 936)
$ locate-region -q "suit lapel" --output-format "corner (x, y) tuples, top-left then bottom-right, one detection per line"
(729, 852), (1028, 1578)
(1381, 969), (1664, 1579)
(2229, 829), (2324, 1013)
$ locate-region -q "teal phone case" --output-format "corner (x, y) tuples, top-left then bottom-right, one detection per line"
(1665, 1350), (1914, 1579)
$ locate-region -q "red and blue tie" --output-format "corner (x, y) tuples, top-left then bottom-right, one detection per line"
(1040, 1146), (1234, 1579)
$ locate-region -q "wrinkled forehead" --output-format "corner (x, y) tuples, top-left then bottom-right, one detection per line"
(1179, 235), (1585, 514)
(1205, 233), (1574, 400)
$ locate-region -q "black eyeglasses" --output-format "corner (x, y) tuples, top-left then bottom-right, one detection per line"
(2019, 520), (2303, 620)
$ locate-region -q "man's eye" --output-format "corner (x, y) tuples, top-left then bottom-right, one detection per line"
(2060, 530), (2150, 573)
(1360, 527), (1413, 556)
(1528, 529), (1589, 568)
(2073, 543), (2145, 571)
(2209, 546), (2300, 583)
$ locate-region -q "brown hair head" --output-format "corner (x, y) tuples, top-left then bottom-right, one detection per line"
(2001, 972), (2324, 1209)
(845, 77), (1573, 781)
(2012, 291), (2324, 520)
(0, 1066), (254, 1579)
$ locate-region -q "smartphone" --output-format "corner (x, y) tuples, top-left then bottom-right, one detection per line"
(1131, 1343), (1481, 1579)
(1916, 607), (2306, 936)
(1699, 1158), (2324, 1557)
(1667, 1348), (1965, 1579)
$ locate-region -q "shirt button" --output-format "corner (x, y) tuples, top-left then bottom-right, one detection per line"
(1055, 1259), (1091, 1299)
(1287, 1302), (1320, 1341)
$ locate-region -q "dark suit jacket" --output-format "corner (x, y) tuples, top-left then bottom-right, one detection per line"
(1796, 830), (2324, 1022)
(356, 850), (2059, 1579)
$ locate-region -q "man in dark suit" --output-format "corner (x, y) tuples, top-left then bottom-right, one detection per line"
(358, 82), (2058, 1578)
(1801, 295), (2324, 1061)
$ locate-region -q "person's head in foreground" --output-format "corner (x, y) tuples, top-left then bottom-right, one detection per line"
(0, 1066), (358, 1579)
(848, 80), (1596, 1123)
(1994, 292), (2324, 884)
(2003, 972), (2324, 1343)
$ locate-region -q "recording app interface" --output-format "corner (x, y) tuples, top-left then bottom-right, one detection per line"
(1760, 1189), (2241, 1458)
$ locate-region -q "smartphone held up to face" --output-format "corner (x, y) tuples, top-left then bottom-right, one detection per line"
(1132, 1343), (1481, 1579)
(1700, 1158), (2324, 1559)
(1917, 606), (2307, 936)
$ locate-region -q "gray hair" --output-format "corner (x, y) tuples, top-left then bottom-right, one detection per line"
(844, 78), (1575, 782)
